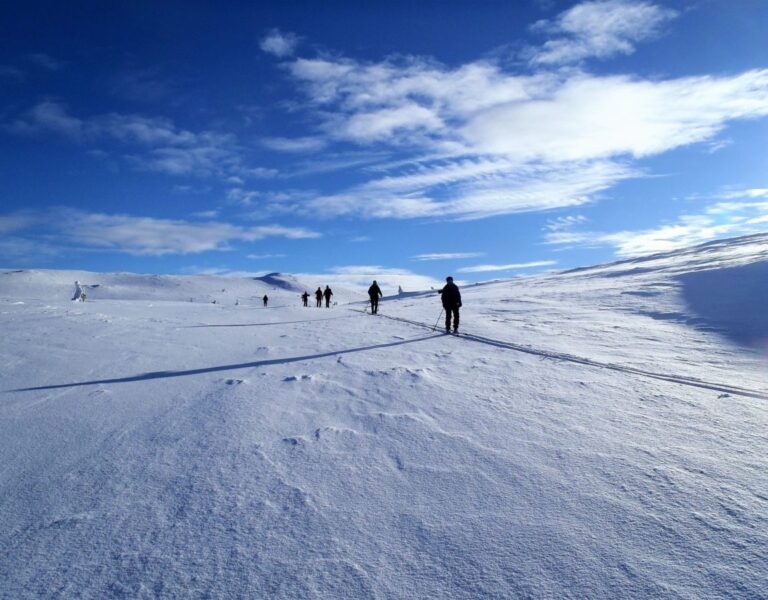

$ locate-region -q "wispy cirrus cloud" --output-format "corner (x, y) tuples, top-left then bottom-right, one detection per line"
(457, 260), (556, 273)
(413, 252), (485, 261)
(545, 192), (768, 256)
(546, 215), (588, 231)
(528, 0), (678, 66)
(8, 101), (275, 179)
(0, 208), (320, 258)
(261, 14), (768, 222)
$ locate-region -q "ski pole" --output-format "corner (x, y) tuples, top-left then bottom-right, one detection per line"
(432, 308), (444, 331)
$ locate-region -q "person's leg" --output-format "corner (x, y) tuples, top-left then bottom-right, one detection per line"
(445, 308), (452, 332)
(453, 307), (460, 331)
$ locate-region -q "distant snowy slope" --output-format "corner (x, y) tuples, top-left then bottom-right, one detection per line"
(0, 269), (359, 306)
(1, 233), (766, 598)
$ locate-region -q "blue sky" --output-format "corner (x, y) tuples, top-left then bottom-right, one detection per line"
(2, 0), (768, 290)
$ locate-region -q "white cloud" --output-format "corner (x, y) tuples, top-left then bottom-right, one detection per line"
(546, 215), (588, 231)
(529, 0), (678, 65)
(413, 252), (485, 261)
(304, 159), (635, 220)
(260, 29), (299, 57)
(10, 101), (84, 138)
(545, 199), (768, 257)
(261, 136), (326, 152)
(461, 71), (768, 161)
(718, 188), (768, 200)
(268, 39), (768, 222)
(457, 260), (557, 273)
(340, 103), (444, 143)
(0, 212), (36, 235)
(296, 265), (442, 293)
(0, 208), (320, 257)
(227, 188), (261, 206)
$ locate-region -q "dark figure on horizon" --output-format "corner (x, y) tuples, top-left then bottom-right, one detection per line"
(439, 276), (462, 333)
(368, 280), (382, 314)
(262, 294), (268, 307)
(301, 291), (310, 307)
(324, 285), (333, 308)
(315, 287), (323, 307)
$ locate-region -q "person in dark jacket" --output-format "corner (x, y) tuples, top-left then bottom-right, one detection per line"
(439, 276), (462, 333)
(301, 291), (310, 307)
(315, 287), (323, 307)
(323, 285), (333, 307)
(262, 294), (269, 307)
(368, 280), (383, 314)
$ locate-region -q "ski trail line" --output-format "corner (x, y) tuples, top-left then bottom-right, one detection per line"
(352, 309), (768, 401)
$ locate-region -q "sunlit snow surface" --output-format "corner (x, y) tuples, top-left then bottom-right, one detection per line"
(1, 235), (767, 598)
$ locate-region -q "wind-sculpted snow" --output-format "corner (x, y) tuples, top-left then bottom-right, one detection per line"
(1, 234), (767, 598)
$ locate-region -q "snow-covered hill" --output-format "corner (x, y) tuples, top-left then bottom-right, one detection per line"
(1, 234), (767, 598)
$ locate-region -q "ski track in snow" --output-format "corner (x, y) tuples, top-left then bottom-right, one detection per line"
(1, 236), (768, 598)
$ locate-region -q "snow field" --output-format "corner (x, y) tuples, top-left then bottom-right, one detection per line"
(1, 236), (767, 598)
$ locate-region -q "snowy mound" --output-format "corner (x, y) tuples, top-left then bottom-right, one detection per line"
(253, 272), (304, 292)
(1, 233), (767, 598)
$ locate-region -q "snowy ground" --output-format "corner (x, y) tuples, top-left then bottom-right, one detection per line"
(1, 234), (767, 598)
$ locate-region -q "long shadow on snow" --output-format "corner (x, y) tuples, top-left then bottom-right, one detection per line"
(8, 334), (443, 392)
(184, 315), (357, 328)
(677, 261), (768, 349)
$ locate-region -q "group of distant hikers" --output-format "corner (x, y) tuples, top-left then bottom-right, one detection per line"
(300, 285), (334, 308)
(298, 276), (463, 333)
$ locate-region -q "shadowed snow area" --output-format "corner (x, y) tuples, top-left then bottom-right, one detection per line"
(1, 234), (767, 598)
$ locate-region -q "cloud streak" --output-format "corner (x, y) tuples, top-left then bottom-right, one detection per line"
(0, 209), (320, 257)
(413, 252), (485, 261)
(457, 261), (557, 273)
(545, 194), (768, 257)
(9, 102), (272, 179)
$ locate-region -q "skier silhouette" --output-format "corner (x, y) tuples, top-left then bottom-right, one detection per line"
(262, 294), (268, 307)
(323, 285), (333, 308)
(315, 287), (323, 307)
(301, 291), (310, 307)
(368, 280), (382, 314)
(438, 276), (462, 333)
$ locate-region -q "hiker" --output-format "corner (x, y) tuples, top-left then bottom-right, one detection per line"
(368, 280), (382, 314)
(323, 285), (333, 308)
(263, 294), (268, 307)
(72, 281), (85, 302)
(439, 276), (462, 333)
(301, 291), (310, 307)
(315, 287), (323, 307)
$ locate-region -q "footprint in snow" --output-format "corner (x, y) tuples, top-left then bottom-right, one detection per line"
(224, 378), (247, 385)
(282, 436), (305, 446)
(283, 374), (312, 382)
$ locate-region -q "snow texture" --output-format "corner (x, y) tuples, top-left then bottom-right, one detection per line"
(1, 234), (767, 598)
